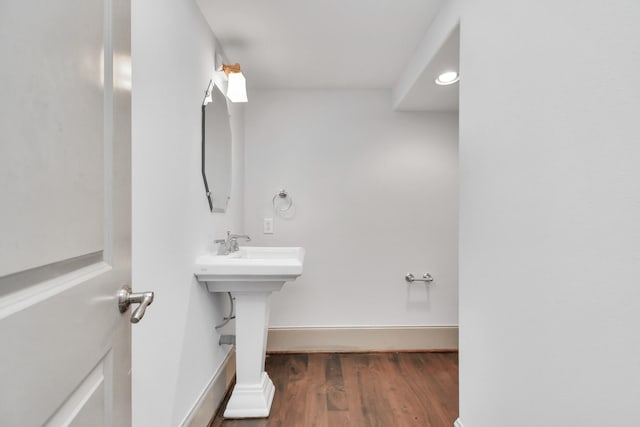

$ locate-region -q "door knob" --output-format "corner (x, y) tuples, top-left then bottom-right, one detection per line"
(118, 285), (154, 323)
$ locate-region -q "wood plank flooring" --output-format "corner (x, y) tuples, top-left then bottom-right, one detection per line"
(210, 352), (458, 427)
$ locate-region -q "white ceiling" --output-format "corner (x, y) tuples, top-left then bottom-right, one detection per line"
(197, 0), (445, 89)
(394, 26), (459, 111)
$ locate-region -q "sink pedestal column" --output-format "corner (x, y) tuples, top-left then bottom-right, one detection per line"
(223, 290), (275, 418)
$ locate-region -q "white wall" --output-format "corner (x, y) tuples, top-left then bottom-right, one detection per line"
(131, 1), (244, 426)
(458, 1), (640, 426)
(244, 90), (458, 327)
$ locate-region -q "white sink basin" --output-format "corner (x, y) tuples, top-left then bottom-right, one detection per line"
(194, 246), (305, 292)
(194, 245), (305, 418)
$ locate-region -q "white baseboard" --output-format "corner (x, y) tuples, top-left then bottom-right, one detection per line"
(454, 418), (464, 427)
(267, 326), (458, 353)
(179, 349), (236, 427)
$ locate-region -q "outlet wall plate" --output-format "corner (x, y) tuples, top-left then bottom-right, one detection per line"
(263, 218), (274, 234)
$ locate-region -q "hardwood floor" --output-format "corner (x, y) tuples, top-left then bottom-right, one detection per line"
(210, 352), (458, 427)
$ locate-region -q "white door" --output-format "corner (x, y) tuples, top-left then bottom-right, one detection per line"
(0, 0), (137, 425)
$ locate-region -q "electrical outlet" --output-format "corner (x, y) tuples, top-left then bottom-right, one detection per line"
(263, 218), (274, 234)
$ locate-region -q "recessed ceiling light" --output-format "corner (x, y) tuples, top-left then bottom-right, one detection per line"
(435, 71), (459, 85)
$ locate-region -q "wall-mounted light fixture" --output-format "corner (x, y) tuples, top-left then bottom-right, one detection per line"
(435, 71), (459, 86)
(221, 63), (248, 103)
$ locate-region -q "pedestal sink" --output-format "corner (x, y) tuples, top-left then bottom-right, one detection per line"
(194, 246), (305, 418)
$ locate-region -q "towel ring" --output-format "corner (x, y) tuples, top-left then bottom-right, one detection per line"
(272, 189), (293, 212)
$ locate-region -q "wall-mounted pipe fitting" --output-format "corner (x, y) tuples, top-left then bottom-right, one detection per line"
(219, 334), (236, 346)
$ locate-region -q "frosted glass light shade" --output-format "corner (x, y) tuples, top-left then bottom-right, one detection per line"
(227, 72), (248, 103)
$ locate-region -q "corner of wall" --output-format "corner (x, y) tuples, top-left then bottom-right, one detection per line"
(391, 0), (460, 109)
(179, 349), (236, 427)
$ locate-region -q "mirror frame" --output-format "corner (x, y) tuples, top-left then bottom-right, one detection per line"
(201, 100), (213, 211)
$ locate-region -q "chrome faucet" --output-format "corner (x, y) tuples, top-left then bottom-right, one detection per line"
(215, 231), (251, 255)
